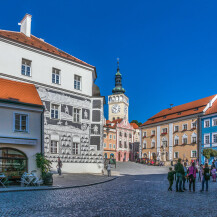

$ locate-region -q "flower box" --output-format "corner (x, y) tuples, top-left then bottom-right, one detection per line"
(161, 133), (167, 136)
(143, 136), (146, 138)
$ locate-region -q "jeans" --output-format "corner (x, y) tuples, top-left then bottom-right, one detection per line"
(189, 175), (195, 191)
(176, 173), (183, 191)
(202, 177), (208, 191)
(107, 170), (111, 177)
(58, 168), (61, 176)
(168, 180), (173, 190)
(183, 177), (186, 189)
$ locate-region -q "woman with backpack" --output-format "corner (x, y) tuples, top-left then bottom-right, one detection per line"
(200, 163), (210, 192)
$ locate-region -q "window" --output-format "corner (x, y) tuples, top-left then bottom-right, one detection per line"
(143, 132), (147, 137)
(113, 135), (116, 140)
(151, 130), (155, 136)
(51, 104), (59, 119)
(204, 134), (210, 144)
(21, 59), (31, 76)
(119, 132), (122, 137)
(151, 141), (155, 148)
(192, 122), (197, 129)
(124, 141), (127, 148)
(192, 137), (197, 143)
(213, 118), (217, 126)
(109, 144), (112, 149)
(73, 108), (81, 123)
(213, 133), (217, 143)
(52, 68), (60, 84)
(124, 133), (127, 137)
(143, 142), (147, 149)
(191, 150), (197, 158)
(74, 75), (81, 90)
(113, 144), (115, 149)
(51, 141), (58, 154)
(162, 128), (167, 133)
(175, 139), (179, 145)
(183, 138), (187, 145)
(204, 119), (210, 128)
(119, 141), (122, 148)
(183, 124), (187, 131)
(129, 133), (132, 138)
(104, 143), (106, 148)
(109, 135), (112, 139)
(14, 113), (28, 132)
(103, 134), (107, 138)
(174, 126), (179, 132)
(72, 143), (80, 155)
(174, 152), (179, 159)
(162, 141), (167, 147)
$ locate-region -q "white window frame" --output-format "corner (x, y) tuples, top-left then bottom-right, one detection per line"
(191, 150), (197, 158)
(74, 75), (82, 90)
(50, 140), (58, 154)
(21, 58), (31, 77)
(151, 140), (155, 148)
(151, 130), (155, 136)
(212, 118), (217, 127)
(109, 143), (112, 149)
(213, 133), (217, 144)
(204, 134), (210, 144)
(191, 121), (197, 129)
(113, 144), (115, 149)
(104, 143), (106, 148)
(13, 113), (29, 133)
(109, 135), (112, 139)
(73, 108), (81, 123)
(174, 152), (179, 159)
(52, 68), (61, 84)
(174, 138), (179, 145)
(113, 135), (116, 140)
(162, 128), (167, 133)
(103, 134), (107, 138)
(182, 124), (188, 131)
(204, 119), (210, 128)
(72, 142), (80, 155)
(143, 132), (147, 137)
(143, 141), (147, 149)
(51, 104), (60, 119)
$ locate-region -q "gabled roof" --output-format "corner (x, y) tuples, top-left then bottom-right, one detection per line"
(104, 118), (123, 129)
(130, 123), (139, 129)
(0, 30), (94, 68)
(205, 99), (217, 115)
(0, 78), (43, 106)
(141, 95), (216, 127)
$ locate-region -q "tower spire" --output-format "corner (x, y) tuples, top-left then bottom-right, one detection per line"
(112, 58), (125, 95)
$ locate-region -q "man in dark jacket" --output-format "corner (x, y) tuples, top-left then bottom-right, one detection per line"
(175, 158), (184, 192)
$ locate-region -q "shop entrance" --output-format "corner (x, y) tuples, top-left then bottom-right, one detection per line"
(0, 148), (27, 179)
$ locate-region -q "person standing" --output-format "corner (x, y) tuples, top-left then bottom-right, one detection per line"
(57, 157), (63, 176)
(167, 167), (175, 191)
(175, 158), (184, 192)
(188, 162), (197, 192)
(198, 164), (203, 182)
(201, 163), (210, 192)
(211, 166), (216, 182)
(183, 162), (187, 190)
(107, 161), (112, 177)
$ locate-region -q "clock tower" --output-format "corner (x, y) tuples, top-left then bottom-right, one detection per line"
(108, 59), (129, 121)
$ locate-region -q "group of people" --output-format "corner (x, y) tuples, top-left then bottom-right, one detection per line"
(168, 158), (217, 192)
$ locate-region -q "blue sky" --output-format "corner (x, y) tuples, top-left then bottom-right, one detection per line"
(1, 0), (217, 123)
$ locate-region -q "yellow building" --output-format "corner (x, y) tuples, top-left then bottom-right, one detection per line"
(140, 95), (215, 164)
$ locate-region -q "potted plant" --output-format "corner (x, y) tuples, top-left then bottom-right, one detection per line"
(36, 153), (53, 185)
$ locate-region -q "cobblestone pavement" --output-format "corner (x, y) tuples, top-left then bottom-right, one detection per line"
(1, 162), (216, 217)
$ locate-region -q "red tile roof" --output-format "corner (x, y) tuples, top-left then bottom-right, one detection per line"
(130, 123), (139, 129)
(0, 30), (94, 68)
(141, 95), (216, 126)
(0, 78), (43, 106)
(104, 119), (123, 129)
(205, 99), (217, 115)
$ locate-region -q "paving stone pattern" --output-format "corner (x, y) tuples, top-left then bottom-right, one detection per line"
(1, 162), (217, 217)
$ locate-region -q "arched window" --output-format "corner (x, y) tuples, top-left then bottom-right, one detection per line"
(162, 137), (168, 147)
(0, 148), (27, 178)
(191, 133), (197, 144)
(174, 135), (179, 146)
(182, 134), (188, 145)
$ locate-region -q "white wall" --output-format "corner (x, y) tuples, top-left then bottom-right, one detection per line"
(0, 104), (42, 175)
(0, 39), (94, 96)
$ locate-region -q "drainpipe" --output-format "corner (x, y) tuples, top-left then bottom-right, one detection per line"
(197, 115), (202, 165)
(41, 107), (44, 155)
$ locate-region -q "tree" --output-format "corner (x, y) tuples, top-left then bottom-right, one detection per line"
(203, 149), (217, 160)
(131, 120), (142, 126)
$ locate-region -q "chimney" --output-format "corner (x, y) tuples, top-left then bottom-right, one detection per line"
(18, 14), (32, 37)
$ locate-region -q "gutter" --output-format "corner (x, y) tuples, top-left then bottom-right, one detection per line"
(41, 107), (45, 155)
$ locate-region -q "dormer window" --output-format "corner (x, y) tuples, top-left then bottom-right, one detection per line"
(21, 59), (31, 76)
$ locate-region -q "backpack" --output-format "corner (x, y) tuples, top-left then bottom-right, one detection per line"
(204, 168), (210, 181)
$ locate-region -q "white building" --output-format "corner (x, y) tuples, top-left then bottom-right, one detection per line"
(0, 14), (104, 173)
(0, 78), (43, 178)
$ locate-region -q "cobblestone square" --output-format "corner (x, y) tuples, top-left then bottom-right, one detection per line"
(0, 162), (216, 217)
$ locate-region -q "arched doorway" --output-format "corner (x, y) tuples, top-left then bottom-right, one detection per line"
(118, 152), (121, 161)
(0, 148), (27, 178)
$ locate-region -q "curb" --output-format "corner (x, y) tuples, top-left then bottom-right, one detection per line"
(0, 176), (118, 193)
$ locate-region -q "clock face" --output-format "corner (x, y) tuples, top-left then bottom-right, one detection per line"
(124, 106), (128, 114)
(112, 104), (120, 113)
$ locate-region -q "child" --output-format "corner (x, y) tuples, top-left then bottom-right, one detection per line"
(107, 161), (112, 177)
(211, 166), (216, 182)
(167, 167), (175, 191)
